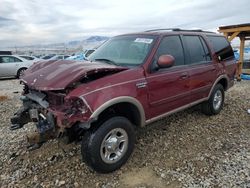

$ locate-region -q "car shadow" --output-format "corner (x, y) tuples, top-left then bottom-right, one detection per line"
(0, 77), (17, 81)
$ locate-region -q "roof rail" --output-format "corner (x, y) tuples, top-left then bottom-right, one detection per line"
(172, 28), (215, 33)
(145, 28), (215, 33)
(145, 28), (180, 32)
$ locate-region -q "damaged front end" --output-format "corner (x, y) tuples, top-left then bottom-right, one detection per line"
(10, 84), (92, 150)
(10, 60), (128, 150)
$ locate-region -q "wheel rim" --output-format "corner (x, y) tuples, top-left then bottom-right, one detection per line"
(100, 128), (128, 164)
(213, 90), (222, 110)
(19, 69), (26, 77)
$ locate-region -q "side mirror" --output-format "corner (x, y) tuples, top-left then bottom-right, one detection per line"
(157, 55), (175, 68)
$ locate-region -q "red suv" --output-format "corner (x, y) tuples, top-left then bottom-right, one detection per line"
(11, 29), (236, 172)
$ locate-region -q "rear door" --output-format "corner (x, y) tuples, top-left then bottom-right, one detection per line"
(146, 35), (191, 118)
(182, 35), (218, 101)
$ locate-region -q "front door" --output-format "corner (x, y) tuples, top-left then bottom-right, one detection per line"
(146, 35), (191, 119)
(0, 56), (21, 77)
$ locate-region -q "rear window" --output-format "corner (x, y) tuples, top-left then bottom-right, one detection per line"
(207, 36), (234, 61)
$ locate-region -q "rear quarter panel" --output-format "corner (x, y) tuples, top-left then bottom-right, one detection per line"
(203, 34), (236, 89)
(219, 58), (236, 88)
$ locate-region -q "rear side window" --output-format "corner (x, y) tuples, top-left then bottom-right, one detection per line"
(207, 36), (234, 61)
(183, 35), (208, 64)
(21, 56), (34, 60)
(155, 36), (185, 66)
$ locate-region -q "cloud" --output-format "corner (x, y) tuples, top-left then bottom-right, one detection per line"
(0, 0), (249, 47)
(0, 16), (15, 27)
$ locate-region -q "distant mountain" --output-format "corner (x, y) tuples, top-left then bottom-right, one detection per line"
(68, 40), (81, 46)
(85, 36), (110, 43)
(66, 35), (110, 49)
(4, 35), (110, 52)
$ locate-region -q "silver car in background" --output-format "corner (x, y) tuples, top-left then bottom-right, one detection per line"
(0, 55), (35, 78)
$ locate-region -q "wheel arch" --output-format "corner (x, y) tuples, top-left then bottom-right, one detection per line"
(90, 96), (146, 127)
(208, 75), (229, 98)
(17, 67), (28, 78)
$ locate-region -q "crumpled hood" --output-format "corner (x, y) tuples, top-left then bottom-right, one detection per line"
(21, 60), (128, 91)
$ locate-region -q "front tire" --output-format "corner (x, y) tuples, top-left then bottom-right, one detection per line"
(81, 116), (135, 173)
(202, 84), (225, 115)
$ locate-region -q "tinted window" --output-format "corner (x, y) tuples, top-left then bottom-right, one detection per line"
(207, 36), (234, 61)
(184, 36), (207, 64)
(156, 36), (184, 66)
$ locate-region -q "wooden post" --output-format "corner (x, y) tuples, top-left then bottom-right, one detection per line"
(237, 36), (245, 81)
(224, 33), (228, 39)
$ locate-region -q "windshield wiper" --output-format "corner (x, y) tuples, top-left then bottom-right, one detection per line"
(94, 58), (119, 66)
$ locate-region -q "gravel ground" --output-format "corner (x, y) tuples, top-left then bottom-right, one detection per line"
(0, 79), (250, 188)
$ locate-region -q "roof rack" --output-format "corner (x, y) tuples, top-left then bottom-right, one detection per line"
(173, 28), (215, 33)
(145, 28), (180, 32)
(145, 28), (215, 33)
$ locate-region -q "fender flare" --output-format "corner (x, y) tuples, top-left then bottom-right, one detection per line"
(89, 96), (146, 127)
(208, 74), (230, 98)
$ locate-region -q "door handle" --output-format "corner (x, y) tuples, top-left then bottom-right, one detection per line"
(180, 72), (189, 79)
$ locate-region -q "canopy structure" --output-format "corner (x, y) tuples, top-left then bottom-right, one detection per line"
(218, 23), (250, 80)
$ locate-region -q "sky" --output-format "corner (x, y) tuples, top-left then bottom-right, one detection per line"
(0, 0), (249, 47)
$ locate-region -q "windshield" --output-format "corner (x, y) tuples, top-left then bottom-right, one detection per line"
(88, 35), (156, 66)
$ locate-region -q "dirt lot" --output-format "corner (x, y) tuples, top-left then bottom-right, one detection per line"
(0, 79), (250, 188)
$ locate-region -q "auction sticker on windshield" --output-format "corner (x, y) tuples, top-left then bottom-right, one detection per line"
(134, 38), (153, 44)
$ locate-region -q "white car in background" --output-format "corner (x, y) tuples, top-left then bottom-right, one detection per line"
(48, 55), (70, 60)
(19, 55), (41, 62)
(0, 55), (35, 78)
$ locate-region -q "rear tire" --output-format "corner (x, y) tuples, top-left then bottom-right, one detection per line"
(17, 68), (27, 78)
(202, 84), (224, 115)
(81, 116), (135, 173)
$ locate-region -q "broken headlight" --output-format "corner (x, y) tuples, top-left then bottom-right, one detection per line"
(64, 97), (89, 115)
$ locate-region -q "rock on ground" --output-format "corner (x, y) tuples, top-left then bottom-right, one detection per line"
(0, 79), (249, 188)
